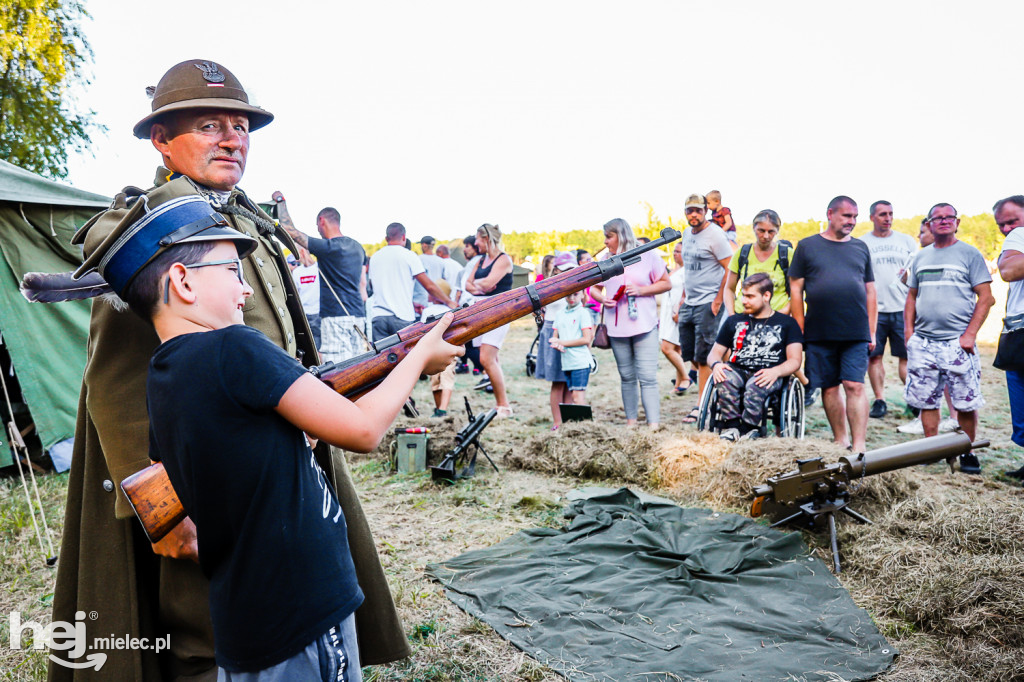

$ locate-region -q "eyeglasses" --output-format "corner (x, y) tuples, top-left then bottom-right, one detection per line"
(184, 258), (245, 284)
(927, 216), (957, 224)
(163, 258), (245, 304)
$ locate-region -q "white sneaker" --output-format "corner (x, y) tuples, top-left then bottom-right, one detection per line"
(897, 417), (925, 435)
(939, 418), (959, 433)
(719, 428), (740, 442)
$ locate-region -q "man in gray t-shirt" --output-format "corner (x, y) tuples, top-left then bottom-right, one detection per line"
(859, 200), (918, 419)
(677, 193), (734, 409)
(905, 203), (994, 472)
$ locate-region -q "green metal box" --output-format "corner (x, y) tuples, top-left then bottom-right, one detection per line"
(395, 433), (429, 473)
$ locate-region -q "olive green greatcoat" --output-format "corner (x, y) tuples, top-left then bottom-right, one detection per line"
(49, 171), (410, 681)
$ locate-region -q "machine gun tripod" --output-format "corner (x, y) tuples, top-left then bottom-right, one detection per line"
(431, 397), (499, 482)
(750, 432), (988, 573)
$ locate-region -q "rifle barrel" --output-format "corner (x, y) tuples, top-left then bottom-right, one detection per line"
(838, 431), (979, 477)
(318, 227), (681, 398)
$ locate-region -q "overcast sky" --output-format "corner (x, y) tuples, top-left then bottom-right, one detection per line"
(64, 0), (1023, 245)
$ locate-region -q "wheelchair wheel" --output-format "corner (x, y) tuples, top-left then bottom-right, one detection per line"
(780, 378), (806, 438)
(525, 332), (539, 377)
(695, 378), (719, 432)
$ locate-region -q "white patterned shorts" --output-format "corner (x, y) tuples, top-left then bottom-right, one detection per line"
(904, 335), (984, 412)
(320, 316), (368, 364)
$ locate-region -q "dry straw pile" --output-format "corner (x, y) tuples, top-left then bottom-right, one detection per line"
(505, 428), (1024, 681)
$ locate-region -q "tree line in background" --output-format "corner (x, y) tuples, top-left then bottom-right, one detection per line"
(0, 0), (101, 179)
(363, 203), (1004, 265)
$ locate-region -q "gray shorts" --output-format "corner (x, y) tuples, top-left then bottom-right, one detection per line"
(678, 302), (723, 365)
(904, 335), (984, 412)
(218, 613), (360, 682)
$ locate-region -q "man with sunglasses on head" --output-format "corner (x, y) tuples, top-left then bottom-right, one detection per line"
(50, 60), (409, 681)
(904, 203), (994, 474)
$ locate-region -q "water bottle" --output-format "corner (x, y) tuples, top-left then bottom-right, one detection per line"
(627, 295), (638, 320)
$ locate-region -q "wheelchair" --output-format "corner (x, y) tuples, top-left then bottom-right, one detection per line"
(695, 372), (805, 438)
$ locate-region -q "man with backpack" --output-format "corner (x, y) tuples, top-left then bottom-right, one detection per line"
(722, 209), (793, 315)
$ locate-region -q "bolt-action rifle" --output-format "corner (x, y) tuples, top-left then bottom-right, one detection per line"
(750, 431), (988, 573)
(121, 227), (683, 542)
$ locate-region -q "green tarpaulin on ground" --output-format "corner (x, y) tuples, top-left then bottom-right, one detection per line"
(0, 160), (108, 452)
(427, 488), (895, 682)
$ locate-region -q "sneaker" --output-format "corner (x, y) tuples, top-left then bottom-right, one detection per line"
(688, 368), (698, 384)
(939, 418), (959, 433)
(959, 452), (981, 475)
(804, 387), (820, 408)
(496, 405), (514, 419)
(1004, 465), (1024, 480)
(739, 429), (760, 441)
(869, 399), (888, 419)
(432, 408), (447, 418)
(719, 428), (740, 442)
(473, 377), (492, 391)
(454, 363), (470, 375)
(897, 417), (925, 435)
(472, 368), (481, 376)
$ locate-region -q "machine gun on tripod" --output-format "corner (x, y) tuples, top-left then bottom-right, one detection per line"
(431, 398), (498, 482)
(750, 431), (988, 573)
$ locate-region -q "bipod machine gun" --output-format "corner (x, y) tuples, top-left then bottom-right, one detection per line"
(750, 431), (988, 573)
(431, 398), (498, 483)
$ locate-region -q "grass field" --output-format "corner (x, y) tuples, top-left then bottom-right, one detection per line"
(2, 317), (1021, 681)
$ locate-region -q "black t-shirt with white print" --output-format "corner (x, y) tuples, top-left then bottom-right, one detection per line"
(715, 311), (804, 372)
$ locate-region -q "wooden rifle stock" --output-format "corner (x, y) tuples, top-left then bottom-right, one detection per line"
(122, 227), (682, 542)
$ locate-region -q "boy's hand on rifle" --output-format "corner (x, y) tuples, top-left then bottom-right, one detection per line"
(151, 516), (199, 563)
(419, 312), (464, 374)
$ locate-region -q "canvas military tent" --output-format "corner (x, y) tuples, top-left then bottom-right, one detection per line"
(0, 159), (109, 469)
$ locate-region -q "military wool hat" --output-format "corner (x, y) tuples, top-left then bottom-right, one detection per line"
(74, 195), (257, 296)
(133, 59), (274, 139)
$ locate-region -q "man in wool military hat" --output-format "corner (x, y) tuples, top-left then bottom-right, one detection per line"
(49, 59), (410, 681)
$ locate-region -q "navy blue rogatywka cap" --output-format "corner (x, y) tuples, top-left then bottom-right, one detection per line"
(75, 195), (257, 296)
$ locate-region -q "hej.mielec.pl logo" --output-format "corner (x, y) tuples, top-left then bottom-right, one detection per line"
(9, 609), (170, 671)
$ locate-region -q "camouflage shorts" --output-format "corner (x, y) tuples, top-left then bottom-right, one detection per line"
(904, 335), (984, 412)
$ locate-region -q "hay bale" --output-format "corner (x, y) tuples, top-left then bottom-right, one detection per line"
(838, 474), (1024, 680)
(504, 422), (660, 485)
(650, 432), (729, 489)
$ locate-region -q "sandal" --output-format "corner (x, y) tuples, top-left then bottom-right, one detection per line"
(673, 381), (692, 396)
(682, 406), (700, 424)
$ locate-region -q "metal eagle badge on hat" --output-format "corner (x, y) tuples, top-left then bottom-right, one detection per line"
(196, 61), (226, 84)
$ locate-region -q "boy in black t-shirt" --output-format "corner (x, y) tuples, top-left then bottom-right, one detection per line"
(707, 273), (804, 440)
(91, 197), (462, 679)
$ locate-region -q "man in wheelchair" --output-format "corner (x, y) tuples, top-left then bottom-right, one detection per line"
(706, 273), (804, 441)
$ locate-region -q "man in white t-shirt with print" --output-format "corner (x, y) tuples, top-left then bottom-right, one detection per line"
(368, 223), (454, 342)
(860, 200), (917, 419)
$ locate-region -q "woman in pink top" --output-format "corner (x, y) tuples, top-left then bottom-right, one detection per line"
(591, 218), (671, 428)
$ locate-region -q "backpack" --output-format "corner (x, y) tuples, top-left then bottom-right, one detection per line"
(736, 240), (792, 296)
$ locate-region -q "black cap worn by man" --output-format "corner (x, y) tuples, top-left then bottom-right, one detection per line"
(49, 59), (410, 682)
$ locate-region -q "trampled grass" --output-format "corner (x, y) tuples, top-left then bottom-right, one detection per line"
(3, 317), (1021, 681)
